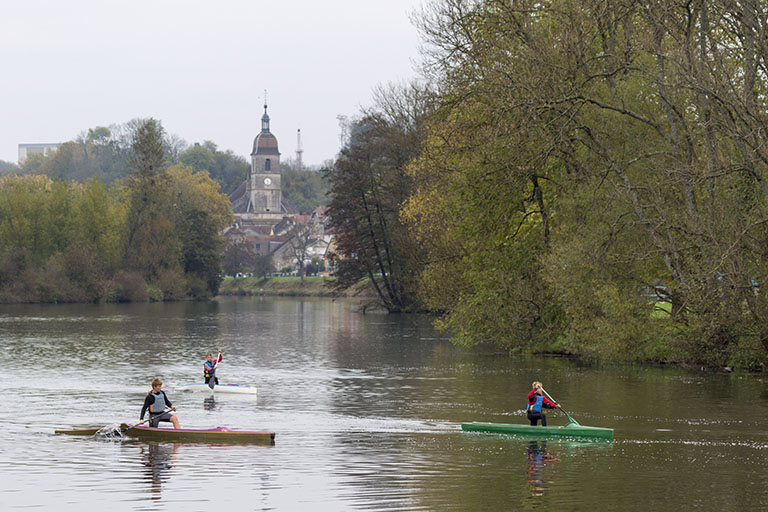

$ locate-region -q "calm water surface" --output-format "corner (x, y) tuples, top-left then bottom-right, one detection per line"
(1, 297), (767, 511)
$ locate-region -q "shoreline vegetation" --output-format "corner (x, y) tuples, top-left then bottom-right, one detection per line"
(320, 2), (768, 371)
(217, 276), (377, 298)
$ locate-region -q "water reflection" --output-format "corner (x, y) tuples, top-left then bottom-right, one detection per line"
(526, 441), (558, 498)
(203, 396), (216, 411)
(140, 442), (180, 499)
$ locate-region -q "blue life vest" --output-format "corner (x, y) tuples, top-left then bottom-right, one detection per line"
(528, 394), (544, 414)
(204, 361), (216, 378)
(151, 392), (166, 414)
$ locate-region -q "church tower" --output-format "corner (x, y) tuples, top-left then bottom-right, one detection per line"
(248, 101), (282, 213)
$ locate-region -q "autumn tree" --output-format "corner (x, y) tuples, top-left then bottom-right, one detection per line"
(285, 217), (316, 283)
(222, 235), (257, 278)
(406, 0), (768, 367)
(122, 119), (182, 298)
(325, 82), (436, 312)
(167, 164), (232, 298)
(179, 141), (249, 195)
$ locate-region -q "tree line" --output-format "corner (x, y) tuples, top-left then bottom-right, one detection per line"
(13, 120), (329, 209)
(0, 119), (232, 303)
(325, 0), (768, 369)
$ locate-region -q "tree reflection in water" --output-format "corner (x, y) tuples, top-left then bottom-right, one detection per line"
(141, 442), (180, 499)
(526, 441), (558, 498)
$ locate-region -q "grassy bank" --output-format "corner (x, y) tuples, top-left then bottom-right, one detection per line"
(217, 276), (377, 298)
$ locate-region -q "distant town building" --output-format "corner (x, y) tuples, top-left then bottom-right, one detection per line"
(229, 101), (292, 221)
(18, 143), (60, 163)
(225, 100), (335, 274)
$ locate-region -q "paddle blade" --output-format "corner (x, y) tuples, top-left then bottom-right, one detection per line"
(208, 378), (215, 390)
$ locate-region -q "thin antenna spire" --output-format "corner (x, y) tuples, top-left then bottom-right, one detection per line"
(296, 129), (303, 172)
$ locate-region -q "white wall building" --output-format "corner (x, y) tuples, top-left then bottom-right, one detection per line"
(18, 143), (60, 163)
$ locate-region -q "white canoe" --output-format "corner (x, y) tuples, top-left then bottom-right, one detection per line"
(178, 383), (258, 395)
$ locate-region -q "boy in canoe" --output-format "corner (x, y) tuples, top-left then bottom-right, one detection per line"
(527, 381), (559, 426)
(140, 378), (180, 428)
(204, 350), (223, 386)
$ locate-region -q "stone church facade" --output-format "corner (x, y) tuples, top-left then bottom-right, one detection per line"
(225, 102), (334, 274)
(229, 102), (293, 221)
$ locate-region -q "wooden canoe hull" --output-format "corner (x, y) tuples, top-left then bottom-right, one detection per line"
(55, 425), (275, 444)
(55, 427), (103, 436)
(121, 424), (274, 444)
(461, 421), (614, 440)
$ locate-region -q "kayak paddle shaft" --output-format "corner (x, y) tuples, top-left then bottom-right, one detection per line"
(541, 388), (580, 425)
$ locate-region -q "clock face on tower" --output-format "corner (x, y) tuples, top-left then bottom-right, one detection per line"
(263, 177), (272, 186)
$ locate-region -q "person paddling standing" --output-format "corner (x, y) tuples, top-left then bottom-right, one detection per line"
(527, 381), (558, 426)
(204, 351), (222, 385)
(140, 378), (180, 429)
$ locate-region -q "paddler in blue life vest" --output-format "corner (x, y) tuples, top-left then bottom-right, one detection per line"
(140, 378), (180, 428)
(204, 351), (223, 385)
(527, 381), (559, 426)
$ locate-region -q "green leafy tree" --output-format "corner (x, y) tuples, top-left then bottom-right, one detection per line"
(179, 141), (249, 195)
(123, 119), (181, 296)
(280, 161), (329, 213)
(178, 208), (222, 298)
(406, 0), (768, 367)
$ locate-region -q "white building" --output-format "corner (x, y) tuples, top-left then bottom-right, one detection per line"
(18, 143), (60, 163)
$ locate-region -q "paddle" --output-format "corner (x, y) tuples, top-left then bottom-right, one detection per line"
(128, 407), (173, 431)
(540, 387), (580, 425)
(94, 407), (172, 437)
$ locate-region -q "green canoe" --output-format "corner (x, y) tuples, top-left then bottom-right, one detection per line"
(461, 421), (613, 440)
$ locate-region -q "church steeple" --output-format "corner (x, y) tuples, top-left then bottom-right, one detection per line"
(248, 90), (281, 212)
(261, 103), (270, 132)
(261, 89), (270, 132)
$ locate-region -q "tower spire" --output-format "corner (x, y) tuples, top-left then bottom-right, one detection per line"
(261, 89), (270, 132)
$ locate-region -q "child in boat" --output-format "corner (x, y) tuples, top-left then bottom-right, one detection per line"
(204, 351), (223, 385)
(527, 381), (559, 426)
(140, 378), (180, 428)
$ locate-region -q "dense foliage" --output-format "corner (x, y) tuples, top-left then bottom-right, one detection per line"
(178, 141), (249, 195)
(397, 0), (768, 368)
(322, 0), (768, 367)
(0, 119), (232, 303)
(325, 84), (436, 312)
(280, 160), (329, 213)
(0, 160), (18, 173)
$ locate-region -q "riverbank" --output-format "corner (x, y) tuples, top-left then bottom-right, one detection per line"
(217, 276), (378, 298)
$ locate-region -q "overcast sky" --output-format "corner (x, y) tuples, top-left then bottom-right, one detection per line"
(0, 0), (425, 167)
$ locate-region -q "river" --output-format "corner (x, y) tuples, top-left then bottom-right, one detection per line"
(1, 297), (767, 511)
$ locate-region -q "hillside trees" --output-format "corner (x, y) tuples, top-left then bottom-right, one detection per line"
(0, 160), (17, 173)
(178, 141), (249, 195)
(0, 175), (125, 302)
(404, 0), (768, 366)
(123, 120), (231, 299)
(325, 82), (436, 312)
(279, 160), (330, 213)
